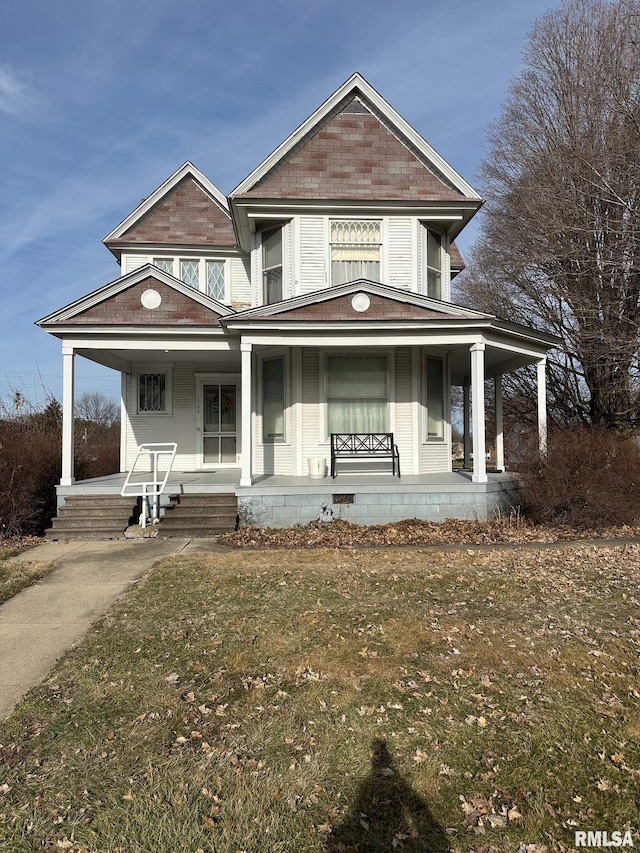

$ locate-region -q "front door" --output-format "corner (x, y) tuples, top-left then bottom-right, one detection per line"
(198, 381), (239, 468)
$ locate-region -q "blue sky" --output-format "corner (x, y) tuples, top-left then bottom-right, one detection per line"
(0, 0), (557, 408)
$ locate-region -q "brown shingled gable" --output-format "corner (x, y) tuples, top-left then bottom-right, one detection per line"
(237, 292), (467, 322)
(449, 241), (465, 274)
(68, 277), (224, 326)
(238, 97), (465, 202)
(118, 177), (236, 246)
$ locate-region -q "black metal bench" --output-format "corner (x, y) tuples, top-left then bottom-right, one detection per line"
(330, 433), (400, 478)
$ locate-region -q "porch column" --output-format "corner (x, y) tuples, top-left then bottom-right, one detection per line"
(495, 374), (504, 472)
(537, 357), (548, 455)
(240, 342), (252, 487)
(470, 343), (487, 484)
(61, 345), (75, 486)
(462, 379), (471, 469)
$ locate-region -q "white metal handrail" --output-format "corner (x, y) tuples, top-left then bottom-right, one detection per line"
(121, 442), (178, 528)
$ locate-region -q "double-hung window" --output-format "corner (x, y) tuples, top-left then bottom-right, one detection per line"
(425, 229), (442, 299)
(425, 356), (444, 440)
(262, 227), (283, 304)
(330, 220), (381, 286)
(326, 355), (388, 434)
(262, 357), (285, 441)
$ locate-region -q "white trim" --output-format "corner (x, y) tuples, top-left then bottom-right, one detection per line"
(240, 344), (253, 487)
(537, 358), (548, 455)
(120, 372), (127, 473)
(230, 73), (481, 199)
(495, 375), (504, 471)
(104, 162), (231, 243)
(227, 277), (492, 321)
(292, 347), (303, 475)
(470, 343), (487, 484)
(37, 264), (234, 325)
(61, 348), (75, 486)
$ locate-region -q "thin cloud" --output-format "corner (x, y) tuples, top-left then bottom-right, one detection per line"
(0, 64), (35, 117)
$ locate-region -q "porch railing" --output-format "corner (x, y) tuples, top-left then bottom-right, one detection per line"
(121, 442), (178, 528)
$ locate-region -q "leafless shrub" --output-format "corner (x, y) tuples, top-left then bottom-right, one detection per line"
(0, 396), (120, 537)
(514, 426), (640, 527)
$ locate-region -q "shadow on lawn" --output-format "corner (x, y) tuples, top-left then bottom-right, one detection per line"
(324, 738), (450, 852)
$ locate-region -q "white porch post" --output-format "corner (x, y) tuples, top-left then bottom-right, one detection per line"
(495, 374), (504, 472)
(240, 342), (253, 487)
(462, 379), (471, 469)
(537, 357), (548, 455)
(61, 345), (75, 486)
(470, 342), (487, 484)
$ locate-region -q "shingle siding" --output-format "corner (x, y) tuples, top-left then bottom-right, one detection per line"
(118, 177), (236, 246)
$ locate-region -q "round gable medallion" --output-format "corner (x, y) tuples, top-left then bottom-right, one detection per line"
(141, 289), (162, 310)
(351, 292), (371, 313)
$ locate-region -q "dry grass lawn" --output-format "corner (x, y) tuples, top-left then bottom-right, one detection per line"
(0, 544), (638, 852)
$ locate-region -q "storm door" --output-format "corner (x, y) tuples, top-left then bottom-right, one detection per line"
(197, 380), (239, 468)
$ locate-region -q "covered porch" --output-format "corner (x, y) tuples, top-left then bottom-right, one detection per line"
(55, 468), (518, 527)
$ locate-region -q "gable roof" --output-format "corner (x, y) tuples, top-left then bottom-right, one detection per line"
(37, 264), (235, 327)
(223, 279), (492, 326)
(231, 74), (482, 202)
(103, 162), (236, 254)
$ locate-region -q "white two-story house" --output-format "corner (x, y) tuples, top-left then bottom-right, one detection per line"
(38, 73), (557, 534)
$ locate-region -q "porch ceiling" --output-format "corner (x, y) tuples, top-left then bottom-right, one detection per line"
(449, 343), (538, 384)
(76, 347), (241, 372)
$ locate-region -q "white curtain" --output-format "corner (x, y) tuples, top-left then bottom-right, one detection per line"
(327, 355), (387, 433)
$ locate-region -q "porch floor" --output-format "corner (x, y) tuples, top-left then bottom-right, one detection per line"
(57, 469), (515, 498)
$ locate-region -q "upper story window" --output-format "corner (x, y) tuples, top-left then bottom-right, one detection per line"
(151, 257), (228, 302)
(153, 257), (174, 275)
(180, 259), (199, 289)
(331, 220), (381, 286)
(425, 229), (442, 299)
(206, 260), (225, 301)
(262, 227), (283, 304)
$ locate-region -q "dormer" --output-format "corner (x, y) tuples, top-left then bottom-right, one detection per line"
(229, 73), (482, 306)
(103, 162), (250, 308)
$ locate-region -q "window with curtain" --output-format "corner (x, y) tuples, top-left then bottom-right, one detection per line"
(425, 229), (442, 299)
(327, 355), (388, 434)
(262, 227), (283, 304)
(330, 220), (381, 285)
(262, 357), (285, 440)
(425, 356), (444, 439)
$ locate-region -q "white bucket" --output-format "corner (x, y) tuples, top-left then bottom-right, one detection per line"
(308, 457), (327, 479)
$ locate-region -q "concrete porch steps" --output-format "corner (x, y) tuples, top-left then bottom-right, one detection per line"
(45, 495), (139, 540)
(160, 493), (238, 537)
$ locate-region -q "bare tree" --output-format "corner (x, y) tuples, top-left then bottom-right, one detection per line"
(456, 0), (640, 431)
(74, 392), (120, 429)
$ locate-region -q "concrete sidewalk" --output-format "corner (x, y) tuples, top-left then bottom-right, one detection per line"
(0, 538), (198, 720)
